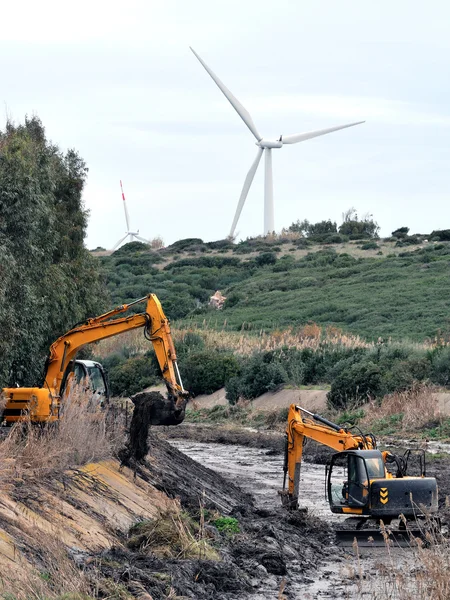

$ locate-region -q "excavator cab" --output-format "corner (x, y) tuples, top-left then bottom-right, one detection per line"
(60, 360), (110, 406)
(326, 449), (438, 518)
(327, 450), (385, 513)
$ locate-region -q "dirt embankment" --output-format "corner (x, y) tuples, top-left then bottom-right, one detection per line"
(106, 429), (335, 599)
(0, 412), (334, 599)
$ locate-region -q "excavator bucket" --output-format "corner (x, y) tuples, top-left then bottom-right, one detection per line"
(119, 391), (188, 464)
(132, 391), (188, 427)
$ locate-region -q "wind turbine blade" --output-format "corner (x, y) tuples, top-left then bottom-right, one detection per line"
(120, 180), (131, 232)
(135, 235), (150, 244)
(190, 47), (262, 142)
(282, 121), (365, 145)
(230, 147), (264, 238)
(112, 234), (129, 251)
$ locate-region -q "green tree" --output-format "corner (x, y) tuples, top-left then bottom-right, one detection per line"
(0, 117), (105, 387)
(338, 208), (379, 239)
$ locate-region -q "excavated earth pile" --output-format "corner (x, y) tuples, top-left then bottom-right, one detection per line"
(0, 417), (334, 600)
(95, 431), (334, 599)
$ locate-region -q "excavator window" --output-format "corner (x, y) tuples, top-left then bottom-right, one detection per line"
(364, 457), (385, 479)
(60, 361), (108, 404)
(327, 452), (371, 509)
(347, 455), (370, 507)
(73, 362), (86, 384)
(86, 365), (106, 396)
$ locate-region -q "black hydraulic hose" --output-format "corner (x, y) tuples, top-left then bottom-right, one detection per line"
(310, 413), (342, 432)
(296, 406), (342, 432)
(348, 425), (376, 449)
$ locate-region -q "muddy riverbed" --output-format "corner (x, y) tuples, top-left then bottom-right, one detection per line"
(97, 417), (450, 599)
(165, 432), (450, 599)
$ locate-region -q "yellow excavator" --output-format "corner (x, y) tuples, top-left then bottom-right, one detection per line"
(1, 294), (189, 426)
(280, 404), (438, 542)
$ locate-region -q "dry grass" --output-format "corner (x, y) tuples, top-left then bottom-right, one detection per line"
(355, 518), (450, 599)
(93, 322), (376, 361)
(128, 500), (219, 561)
(0, 388), (128, 599)
(361, 384), (442, 432)
(93, 320), (450, 364)
(0, 529), (93, 599)
(0, 386), (125, 482)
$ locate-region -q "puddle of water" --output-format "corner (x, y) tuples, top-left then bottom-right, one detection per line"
(170, 440), (335, 518)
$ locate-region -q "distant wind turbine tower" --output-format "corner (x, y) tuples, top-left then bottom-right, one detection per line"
(190, 47), (365, 237)
(112, 181), (150, 250)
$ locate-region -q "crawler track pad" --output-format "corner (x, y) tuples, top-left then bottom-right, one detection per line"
(336, 528), (425, 547)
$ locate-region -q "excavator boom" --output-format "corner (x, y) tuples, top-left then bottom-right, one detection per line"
(2, 294), (188, 424)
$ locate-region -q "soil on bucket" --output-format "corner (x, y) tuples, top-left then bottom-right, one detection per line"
(120, 391), (186, 463)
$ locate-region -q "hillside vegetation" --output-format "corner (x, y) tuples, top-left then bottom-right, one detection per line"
(94, 226), (450, 413)
(98, 230), (450, 342)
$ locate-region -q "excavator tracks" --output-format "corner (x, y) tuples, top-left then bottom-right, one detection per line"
(335, 517), (442, 547)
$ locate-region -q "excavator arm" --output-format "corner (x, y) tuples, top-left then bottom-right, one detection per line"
(45, 294), (186, 405)
(281, 404), (376, 508)
(2, 294), (189, 424)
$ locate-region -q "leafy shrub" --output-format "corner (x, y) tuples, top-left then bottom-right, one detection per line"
(293, 238), (312, 248)
(327, 360), (383, 409)
(339, 208), (379, 239)
(205, 239), (234, 250)
(166, 238), (205, 252)
(181, 352), (240, 396)
(112, 241), (149, 255)
(255, 252), (277, 266)
(225, 292), (243, 308)
(308, 220), (338, 236)
(288, 219), (337, 237)
(213, 516), (240, 535)
(159, 293), (197, 319)
(165, 255), (241, 270)
(392, 227), (410, 238)
(107, 355), (159, 396)
(272, 255), (296, 272)
(225, 353), (288, 404)
(430, 229), (450, 241)
(176, 332), (206, 358)
(360, 241), (379, 250)
(430, 347), (450, 385)
(395, 235), (421, 246)
(322, 233), (347, 244)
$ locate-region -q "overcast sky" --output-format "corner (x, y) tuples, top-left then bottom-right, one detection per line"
(1, 0), (449, 248)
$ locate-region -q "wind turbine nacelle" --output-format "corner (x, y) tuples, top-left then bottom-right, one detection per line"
(258, 139), (283, 149)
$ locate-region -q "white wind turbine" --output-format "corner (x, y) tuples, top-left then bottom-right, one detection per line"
(112, 180), (150, 250)
(190, 48), (365, 237)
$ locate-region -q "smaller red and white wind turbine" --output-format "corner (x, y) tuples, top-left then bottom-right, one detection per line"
(112, 181), (150, 250)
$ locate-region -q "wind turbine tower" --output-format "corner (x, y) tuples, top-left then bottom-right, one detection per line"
(190, 47), (365, 237)
(112, 181), (150, 250)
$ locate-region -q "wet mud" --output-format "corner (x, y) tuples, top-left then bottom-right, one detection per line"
(100, 432), (336, 599)
(160, 422), (334, 464)
(119, 391), (186, 463)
